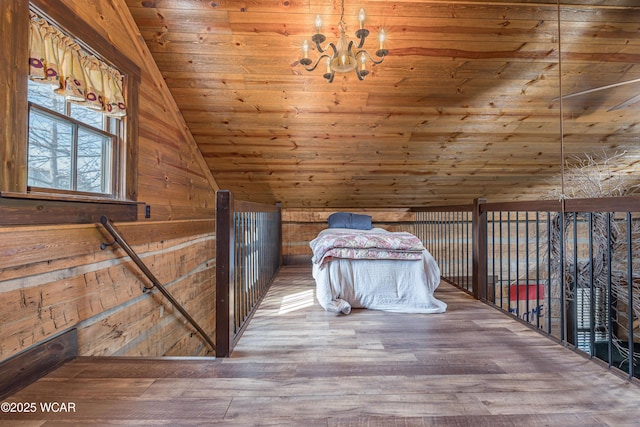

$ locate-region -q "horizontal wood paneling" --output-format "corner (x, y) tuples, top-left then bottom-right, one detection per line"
(50, 0), (221, 217)
(0, 220), (215, 361)
(0, 219), (214, 271)
(0, 0), (220, 370)
(77, 269), (215, 357)
(125, 0), (640, 208)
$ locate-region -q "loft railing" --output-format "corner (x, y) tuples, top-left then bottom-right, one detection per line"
(414, 197), (640, 381)
(99, 216), (216, 353)
(216, 190), (282, 357)
(416, 205), (474, 293)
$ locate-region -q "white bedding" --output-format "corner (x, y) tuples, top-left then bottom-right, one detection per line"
(311, 228), (447, 315)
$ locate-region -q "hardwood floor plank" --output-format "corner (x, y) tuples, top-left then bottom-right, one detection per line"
(0, 398), (232, 423)
(328, 413), (605, 427)
(2, 265), (640, 425)
(8, 378), (155, 399)
(223, 394), (492, 420)
(154, 374), (571, 399)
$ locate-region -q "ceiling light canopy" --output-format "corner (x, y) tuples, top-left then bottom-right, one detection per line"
(299, 0), (387, 82)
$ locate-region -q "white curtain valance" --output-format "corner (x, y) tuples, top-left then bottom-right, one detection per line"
(28, 12), (127, 117)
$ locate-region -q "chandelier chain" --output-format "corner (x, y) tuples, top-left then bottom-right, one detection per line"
(338, 0), (347, 34)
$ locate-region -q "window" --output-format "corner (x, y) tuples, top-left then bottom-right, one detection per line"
(27, 10), (127, 199)
(0, 0), (141, 225)
(27, 80), (121, 196)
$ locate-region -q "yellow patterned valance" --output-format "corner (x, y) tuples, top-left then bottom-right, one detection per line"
(28, 12), (126, 117)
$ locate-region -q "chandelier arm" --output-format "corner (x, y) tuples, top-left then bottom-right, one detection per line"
(357, 49), (386, 65)
(354, 29), (369, 49)
(304, 54), (331, 72)
(313, 33), (328, 53)
(321, 43), (339, 82)
(327, 42), (338, 62)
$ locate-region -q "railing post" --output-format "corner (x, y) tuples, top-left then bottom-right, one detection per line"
(276, 202), (283, 267)
(472, 198), (487, 300)
(216, 190), (235, 357)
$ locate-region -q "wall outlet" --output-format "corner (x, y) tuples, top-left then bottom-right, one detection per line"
(145, 205), (151, 218)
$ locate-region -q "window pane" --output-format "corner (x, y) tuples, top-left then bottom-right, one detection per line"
(107, 117), (121, 136)
(77, 128), (112, 193)
(27, 80), (65, 114)
(28, 110), (73, 190)
(70, 103), (104, 129)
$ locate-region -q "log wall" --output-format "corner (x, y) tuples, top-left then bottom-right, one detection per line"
(0, 0), (218, 363)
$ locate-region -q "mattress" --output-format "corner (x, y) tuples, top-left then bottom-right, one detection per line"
(310, 228), (447, 315)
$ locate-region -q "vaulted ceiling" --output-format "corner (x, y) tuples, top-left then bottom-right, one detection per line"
(125, 0), (640, 208)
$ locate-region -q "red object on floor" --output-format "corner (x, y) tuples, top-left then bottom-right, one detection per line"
(509, 284), (544, 301)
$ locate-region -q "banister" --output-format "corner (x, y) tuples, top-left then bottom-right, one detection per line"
(417, 197), (639, 381)
(480, 196), (640, 214)
(216, 190), (282, 357)
(99, 215), (216, 353)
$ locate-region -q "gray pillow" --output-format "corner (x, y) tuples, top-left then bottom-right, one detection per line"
(327, 212), (373, 230)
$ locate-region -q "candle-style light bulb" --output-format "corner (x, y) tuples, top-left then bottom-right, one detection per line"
(360, 53), (366, 71)
(379, 29), (386, 49)
(302, 40), (309, 58)
(358, 8), (366, 29)
(315, 15), (322, 33)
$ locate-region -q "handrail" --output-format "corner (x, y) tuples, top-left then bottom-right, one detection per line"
(481, 195), (640, 213)
(418, 196), (640, 214)
(99, 215), (216, 353)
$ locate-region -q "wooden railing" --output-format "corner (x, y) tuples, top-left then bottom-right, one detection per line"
(215, 190), (282, 357)
(414, 197), (640, 381)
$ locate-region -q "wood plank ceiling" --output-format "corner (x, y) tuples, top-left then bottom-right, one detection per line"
(125, 0), (640, 208)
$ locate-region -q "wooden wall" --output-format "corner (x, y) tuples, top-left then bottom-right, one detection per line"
(0, 0), (218, 363)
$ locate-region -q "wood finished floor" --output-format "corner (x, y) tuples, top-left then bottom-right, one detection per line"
(3, 265), (640, 426)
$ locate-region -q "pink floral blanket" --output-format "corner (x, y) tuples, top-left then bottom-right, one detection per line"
(310, 228), (425, 266)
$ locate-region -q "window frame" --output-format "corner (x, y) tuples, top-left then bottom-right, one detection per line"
(27, 99), (119, 196)
(0, 0), (142, 225)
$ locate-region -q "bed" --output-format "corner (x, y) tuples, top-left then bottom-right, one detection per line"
(310, 214), (447, 315)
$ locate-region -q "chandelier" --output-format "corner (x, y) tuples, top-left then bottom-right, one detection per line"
(299, 0), (388, 82)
